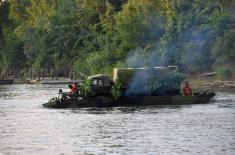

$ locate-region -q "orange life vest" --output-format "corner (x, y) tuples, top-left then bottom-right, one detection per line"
(71, 84), (78, 93)
(183, 86), (192, 96)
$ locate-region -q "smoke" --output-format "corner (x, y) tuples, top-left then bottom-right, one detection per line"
(125, 22), (216, 72)
(123, 27), (213, 96)
(124, 42), (182, 96)
(123, 20), (215, 96)
(178, 27), (215, 72)
(119, 1), (229, 96)
(126, 48), (163, 68)
(123, 66), (183, 96)
(125, 69), (150, 96)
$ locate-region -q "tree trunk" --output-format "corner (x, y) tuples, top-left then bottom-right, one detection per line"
(0, 24), (4, 48)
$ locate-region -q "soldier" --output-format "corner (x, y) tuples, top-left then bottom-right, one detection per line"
(70, 83), (78, 94)
(183, 81), (192, 96)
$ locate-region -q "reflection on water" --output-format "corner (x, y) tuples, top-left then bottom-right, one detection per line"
(0, 84), (234, 154)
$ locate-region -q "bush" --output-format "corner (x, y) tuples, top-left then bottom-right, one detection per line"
(111, 78), (122, 100)
(80, 78), (93, 98)
(216, 67), (233, 79)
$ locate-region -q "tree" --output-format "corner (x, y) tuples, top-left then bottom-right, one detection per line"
(1, 30), (26, 70)
(0, 0), (10, 48)
(0, 0), (234, 77)
(9, 0), (31, 25)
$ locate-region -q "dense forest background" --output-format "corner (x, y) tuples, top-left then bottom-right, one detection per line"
(0, 0), (234, 77)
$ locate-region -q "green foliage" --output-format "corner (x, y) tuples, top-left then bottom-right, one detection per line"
(145, 71), (185, 95)
(115, 0), (165, 50)
(80, 78), (93, 98)
(1, 29), (27, 69)
(0, 0), (234, 77)
(9, 0), (31, 25)
(0, 1), (10, 48)
(111, 78), (122, 99)
(216, 66), (233, 79)
(212, 30), (235, 68)
(0, 1), (10, 27)
(126, 70), (185, 95)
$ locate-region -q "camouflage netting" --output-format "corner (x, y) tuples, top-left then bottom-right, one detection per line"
(113, 66), (185, 96)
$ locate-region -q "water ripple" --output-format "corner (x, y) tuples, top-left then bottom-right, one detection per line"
(0, 85), (234, 154)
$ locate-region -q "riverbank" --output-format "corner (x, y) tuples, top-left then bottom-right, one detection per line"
(1, 74), (235, 92)
(0, 77), (78, 85)
(189, 76), (235, 92)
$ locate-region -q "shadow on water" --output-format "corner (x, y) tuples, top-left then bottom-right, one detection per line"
(68, 104), (192, 115)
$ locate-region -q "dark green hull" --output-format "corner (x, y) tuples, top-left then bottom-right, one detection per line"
(0, 79), (13, 85)
(43, 92), (215, 109)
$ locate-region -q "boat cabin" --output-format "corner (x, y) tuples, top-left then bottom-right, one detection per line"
(88, 74), (113, 96)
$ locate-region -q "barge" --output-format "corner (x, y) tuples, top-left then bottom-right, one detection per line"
(43, 92), (215, 108)
(43, 66), (216, 108)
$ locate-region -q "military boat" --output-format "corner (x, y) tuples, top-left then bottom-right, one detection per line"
(43, 92), (215, 108)
(43, 66), (216, 108)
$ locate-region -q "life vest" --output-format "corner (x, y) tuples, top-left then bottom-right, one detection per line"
(71, 84), (78, 93)
(183, 86), (192, 96)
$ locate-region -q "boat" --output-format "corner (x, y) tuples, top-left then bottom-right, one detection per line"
(43, 66), (216, 108)
(43, 91), (215, 108)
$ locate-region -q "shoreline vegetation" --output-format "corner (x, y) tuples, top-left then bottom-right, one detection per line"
(0, 0), (234, 90)
(1, 72), (235, 93)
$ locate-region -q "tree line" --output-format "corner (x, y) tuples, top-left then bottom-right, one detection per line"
(0, 0), (234, 78)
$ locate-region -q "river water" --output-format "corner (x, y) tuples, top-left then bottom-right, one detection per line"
(0, 84), (234, 155)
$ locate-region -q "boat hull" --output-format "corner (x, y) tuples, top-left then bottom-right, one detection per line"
(43, 92), (215, 109)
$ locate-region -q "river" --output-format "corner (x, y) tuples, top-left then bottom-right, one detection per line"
(0, 84), (234, 155)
